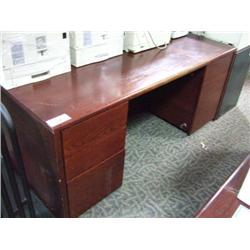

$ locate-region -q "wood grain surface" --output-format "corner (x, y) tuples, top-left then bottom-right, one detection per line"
(67, 150), (125, 217)
(1, 35), (236, 217)
(190, 52), (235, 133)
(6, 35), (235, 132)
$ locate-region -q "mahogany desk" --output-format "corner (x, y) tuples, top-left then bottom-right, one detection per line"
(196, 155), (250, 218)
(1, 35), (235, 217)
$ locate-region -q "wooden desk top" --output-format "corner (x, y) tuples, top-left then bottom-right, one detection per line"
(3, 35), (235, 132)
(196, 155), (250, 218)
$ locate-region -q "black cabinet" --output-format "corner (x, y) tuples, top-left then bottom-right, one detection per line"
(217, 46), (250, 117)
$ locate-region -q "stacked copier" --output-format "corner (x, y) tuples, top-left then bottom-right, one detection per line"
(1, 32), (71, 89)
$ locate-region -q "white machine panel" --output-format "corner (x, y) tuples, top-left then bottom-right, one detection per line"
(1, 32), (71, 90)
(69, 31), (124, 67)
(124, 31), (172, 53)
(192, 32), (250, 50)
(171, 31), (189, 39)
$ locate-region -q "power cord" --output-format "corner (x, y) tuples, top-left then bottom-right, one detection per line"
(147, 31), (168, 50)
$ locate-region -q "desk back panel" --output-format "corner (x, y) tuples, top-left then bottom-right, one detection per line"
(150, 68), (205, 133)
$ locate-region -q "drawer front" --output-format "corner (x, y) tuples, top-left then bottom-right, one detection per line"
(63, 102), (128, 180)
(63, 102), (128, 158)
(67, 150), (125, 217)
(65, 128), (126, 179)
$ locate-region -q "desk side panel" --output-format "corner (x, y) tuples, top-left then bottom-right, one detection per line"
(1, 89), (69, 217)
(191, 52), (235, 133)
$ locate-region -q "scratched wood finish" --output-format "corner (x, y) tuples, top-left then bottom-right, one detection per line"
(196, 155), (250, 218)
(1, 36), (236, 217)
(67, 150), (125, 217)
(150, 68), (205, 133)
(1, 89), (69, 217)
(7, 36), (235, 132)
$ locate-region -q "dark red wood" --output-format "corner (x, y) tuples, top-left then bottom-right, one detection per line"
(196, 155), (250, 218)
(190, 52), (235, 132)
(150, 68), (205, 133)
(1, 35), (236, 217)
(64, 128), (127, 180)
(6, 35), (235, 133)
(63, 102), (128, 180)
(1, 90), (69, 217)
(67, 150), (125, 217)
(63, 103), (128, 159)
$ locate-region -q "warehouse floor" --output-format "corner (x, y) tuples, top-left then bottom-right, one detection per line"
(33, 72), (250, 218)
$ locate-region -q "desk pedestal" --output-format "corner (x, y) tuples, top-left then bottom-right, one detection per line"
(151, 53), (234, 134)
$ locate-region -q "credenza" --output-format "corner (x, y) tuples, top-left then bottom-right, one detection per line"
(1, 35), (235, 217)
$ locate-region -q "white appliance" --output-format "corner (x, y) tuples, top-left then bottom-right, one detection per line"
(171, 31), (189, 39)
(69, 31), (124, 67)
(193, 32), (250, 50)
(1, 32), (71, 90)
(123, 31), (172, 53)
(191, 31), (205, 36)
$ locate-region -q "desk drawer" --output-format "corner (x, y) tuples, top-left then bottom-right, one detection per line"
(63, 102), (128, 180)
(63, 103), (128, 158)
(67, 150), (125, 217)
(65, 128), (126, 179)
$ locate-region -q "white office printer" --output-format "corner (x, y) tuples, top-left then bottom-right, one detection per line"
(1, 32), (71, 90)
(123, 31), (172, 53)
(69, 31), (124, 67)
(192, 32), (250, 50)
(171, 31), (189, 39)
